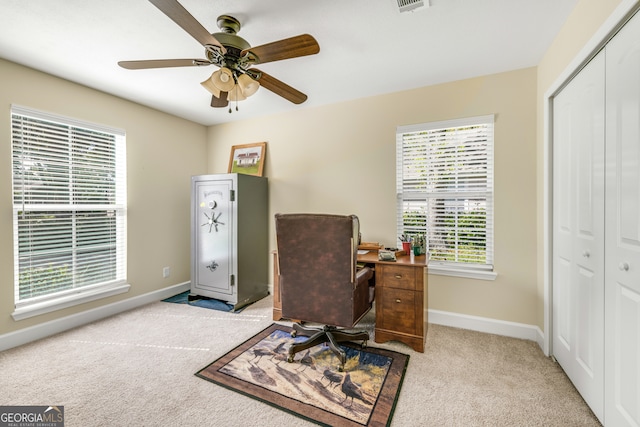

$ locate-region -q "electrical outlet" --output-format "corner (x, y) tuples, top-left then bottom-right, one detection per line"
(162, 267), (170, 278)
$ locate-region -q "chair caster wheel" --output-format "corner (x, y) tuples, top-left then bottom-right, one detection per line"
(287, 355), (294, 363)
(291, 330), (297, 338)
(338, 365), (344, 372)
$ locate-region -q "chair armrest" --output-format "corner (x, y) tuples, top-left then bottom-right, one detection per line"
(355, 266), (375, 308)
(356, 266), (373, 284)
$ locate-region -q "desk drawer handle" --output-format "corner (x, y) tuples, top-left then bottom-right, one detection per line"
(394, 274), (403, 279)
(395, 299), (402, 303)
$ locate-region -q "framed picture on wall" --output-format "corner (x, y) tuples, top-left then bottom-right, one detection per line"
(227, 142), (267, 176)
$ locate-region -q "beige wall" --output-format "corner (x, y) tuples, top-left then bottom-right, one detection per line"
(2, 0), (630, 339)
(535, 0), (627, 330)
(207, 67), (540, 327)
(0, 59), (208, 335)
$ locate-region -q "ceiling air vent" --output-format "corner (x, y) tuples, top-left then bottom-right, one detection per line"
(396, 0), (426, 13)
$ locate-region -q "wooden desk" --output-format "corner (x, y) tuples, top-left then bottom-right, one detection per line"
(272, 251), (428, 353)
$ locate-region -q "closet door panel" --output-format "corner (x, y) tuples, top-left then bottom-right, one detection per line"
(605, 10), (640, 426)
(555, 256), (572, 349)
(553, 50), (605, 422)
(576, 267), (598, 374)
(553, 95), (574, 355)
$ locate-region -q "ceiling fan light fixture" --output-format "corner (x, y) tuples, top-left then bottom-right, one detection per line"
(237, 73), (260, 97)
(118, 4), (321, 111)
(210, 67), (235, 92)
(200, 77), (221, 96)
(228, 85), (247, 102)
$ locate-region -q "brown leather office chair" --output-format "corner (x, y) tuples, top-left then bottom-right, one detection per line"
(274, 213), (375, 371)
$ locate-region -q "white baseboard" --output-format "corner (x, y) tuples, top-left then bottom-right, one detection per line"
(428, 309), (545, 350)
(2, 288), (549, 354)
(0, 282), (190, 352)
(535, 327), (547, 356)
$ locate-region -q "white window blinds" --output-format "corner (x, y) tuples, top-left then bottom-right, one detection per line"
(11, 105), (127, 307)
(396, 115), (494, 272)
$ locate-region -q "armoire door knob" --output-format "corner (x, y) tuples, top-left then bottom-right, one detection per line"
(618, 262), (630, 271)
(582, 250), (590, 258)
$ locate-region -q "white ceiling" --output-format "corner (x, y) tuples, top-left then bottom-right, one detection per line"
(0, 0), (578, 126)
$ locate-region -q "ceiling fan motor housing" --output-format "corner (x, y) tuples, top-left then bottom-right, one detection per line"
(207, 15), (252, 71)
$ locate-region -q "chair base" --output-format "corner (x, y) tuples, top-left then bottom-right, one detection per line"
(287, 323), (369, 371)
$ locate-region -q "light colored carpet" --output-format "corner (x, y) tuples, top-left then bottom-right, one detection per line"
(0, 295), (601, 426)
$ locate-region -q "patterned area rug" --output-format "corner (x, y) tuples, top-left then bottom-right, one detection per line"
(196, 324), (409, 427)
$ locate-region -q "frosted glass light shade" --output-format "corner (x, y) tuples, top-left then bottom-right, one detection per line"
(200, 77), (221, 96)
(237, 73), (260, 97)
(227, 85), (246, 101)
(210, 67), (235, 92)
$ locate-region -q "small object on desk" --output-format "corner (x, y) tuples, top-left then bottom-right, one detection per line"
(358, 242), (383, 251)
(378, 250), (396, 261)
(385, 247), (407, 256)
(357, 250), (369, 255)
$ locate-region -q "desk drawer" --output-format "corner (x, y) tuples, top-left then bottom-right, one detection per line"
(379, 264), (417, 290)
(377, 287), (416, 335)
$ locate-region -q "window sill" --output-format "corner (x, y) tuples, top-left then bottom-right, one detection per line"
(12, 283), (131, 321)
(427, 265), (497, 281)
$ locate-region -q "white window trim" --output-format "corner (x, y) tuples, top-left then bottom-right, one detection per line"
(10, 105), (129, 319)
(427, 263), (497, 281)
(11, 283), (131, 321)
(397, 114), (496, 280)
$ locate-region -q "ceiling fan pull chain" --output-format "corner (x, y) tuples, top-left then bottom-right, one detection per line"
(235, 80), (239, 111)
(228, 87), (239, 113)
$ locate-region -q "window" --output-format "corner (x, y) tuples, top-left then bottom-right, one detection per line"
(396, 115), (496, 280)
(11, 105), (128, 320)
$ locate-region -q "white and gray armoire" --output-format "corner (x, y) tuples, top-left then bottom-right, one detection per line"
(190, 173), (268, 310)
(552, 8), (640, 426)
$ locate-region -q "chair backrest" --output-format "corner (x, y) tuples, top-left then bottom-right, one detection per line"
(275, 213), (361, 327)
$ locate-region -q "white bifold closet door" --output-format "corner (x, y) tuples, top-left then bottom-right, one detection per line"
(604, 9), (640, 426)
(553, 9), (640, 426)
(552, 50), (606, 422)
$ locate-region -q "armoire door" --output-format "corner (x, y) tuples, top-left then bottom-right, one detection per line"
(604, 9), (640, 426)
(552, 50), (606, 421)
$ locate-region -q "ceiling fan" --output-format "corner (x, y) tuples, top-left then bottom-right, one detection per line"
(118, 0), (320, 111)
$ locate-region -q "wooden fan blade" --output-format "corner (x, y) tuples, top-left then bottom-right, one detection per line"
(149, 0), (225, 52)
(242, 34), (319, 65)
(211, 92), (229, 108)
(252, 69), (307, 104)
(118, 59), (209, 69)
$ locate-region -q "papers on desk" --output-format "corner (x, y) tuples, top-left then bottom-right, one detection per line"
(357, 250), (369, 255)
